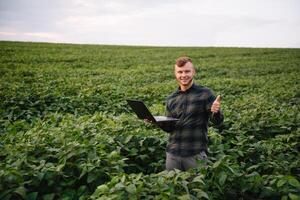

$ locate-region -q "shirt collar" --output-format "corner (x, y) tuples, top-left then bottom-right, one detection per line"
(177, 83), (196, 94)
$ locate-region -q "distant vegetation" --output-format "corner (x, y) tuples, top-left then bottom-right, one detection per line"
(0, 41), (299, 199)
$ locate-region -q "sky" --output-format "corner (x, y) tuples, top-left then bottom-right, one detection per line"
(0, 0), (300, 48)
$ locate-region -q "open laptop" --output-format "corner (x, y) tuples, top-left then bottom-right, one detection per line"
(126, 99), (179, 123)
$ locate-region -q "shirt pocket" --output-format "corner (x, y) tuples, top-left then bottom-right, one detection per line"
(187, 99), (206, 115)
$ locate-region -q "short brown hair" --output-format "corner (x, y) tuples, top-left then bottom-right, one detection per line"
(175, 56), (192, 67)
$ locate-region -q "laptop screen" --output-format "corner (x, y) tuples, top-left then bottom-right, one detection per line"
(126, 99), (156, 122)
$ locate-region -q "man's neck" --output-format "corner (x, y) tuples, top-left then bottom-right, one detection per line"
(180, 81), (193, 92)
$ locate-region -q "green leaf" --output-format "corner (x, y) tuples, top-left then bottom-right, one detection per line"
(219, 172), (227, 186)
(121, 175), (126, 183)
(14, 186), (26, 198)
(26, 192), (38, 200)
(193, 189), (209, 199)
(114, 182), (125, 191)
(126, 184), (137, 194)
(288, 178), (300, 189)
(61, 189), (76, 200)
(124, 135), (133, 144)
(43, 193), (55, 200)
(77, 185), (87, 196)
(138, 154), (149, 160)
(178, 194), (190, 200)
(260, 186), (275, 197)
(108, 150), (119, 159)
(246, 165), (259, 172)
(212, 160), (222, 169)
(226, 165), (238, 176)
(135, 173), (142, 181)
(56, 164), (65, 171)
(288, 193), (300, 200)
(281, 195), (288, 200)
(237, 150), (244, 156)
(277, 179), (287, 188)
(87, 172), (98, 183)
(192, 175), (205, 184)
(94, 185), (109, 196)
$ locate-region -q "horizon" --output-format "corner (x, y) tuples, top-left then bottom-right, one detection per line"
(1, 40), (300, 49)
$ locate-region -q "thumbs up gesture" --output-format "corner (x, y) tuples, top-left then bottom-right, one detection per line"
(211, 95), (221, 113)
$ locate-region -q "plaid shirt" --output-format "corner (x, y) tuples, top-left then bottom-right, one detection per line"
(166, 83), (223, 157)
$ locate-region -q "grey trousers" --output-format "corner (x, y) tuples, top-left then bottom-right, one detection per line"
(166, 152), (207, 171)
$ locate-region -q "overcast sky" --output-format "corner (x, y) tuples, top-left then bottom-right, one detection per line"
(0, 0), (299, 47)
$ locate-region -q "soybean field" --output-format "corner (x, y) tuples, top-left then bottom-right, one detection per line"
(0, 41), (299, 199)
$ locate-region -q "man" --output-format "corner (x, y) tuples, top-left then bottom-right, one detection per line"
(165, 56), (223, 171)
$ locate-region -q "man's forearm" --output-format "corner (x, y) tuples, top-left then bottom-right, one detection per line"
(210, 111), (224, 127)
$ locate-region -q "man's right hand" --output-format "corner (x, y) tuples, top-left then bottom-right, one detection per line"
(144, 119), (154, 123)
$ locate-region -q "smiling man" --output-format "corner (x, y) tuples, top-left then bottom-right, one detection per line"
(165, 56), (224, 171)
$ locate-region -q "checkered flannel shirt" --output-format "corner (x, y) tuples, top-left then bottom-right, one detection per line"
(166, 83), (224, 157)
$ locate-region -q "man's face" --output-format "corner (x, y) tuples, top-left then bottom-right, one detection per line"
(174, 62), (195, 88)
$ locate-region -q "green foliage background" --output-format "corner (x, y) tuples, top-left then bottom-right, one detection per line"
(0, 41), (299, 199)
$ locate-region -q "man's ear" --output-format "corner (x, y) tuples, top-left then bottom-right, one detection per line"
(193, 66), (196, 74)
(192, 67), (198, 79)
(174, 65), (178, 75)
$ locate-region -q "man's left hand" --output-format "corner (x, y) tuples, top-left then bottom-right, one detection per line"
(211, 95), (221, 113)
